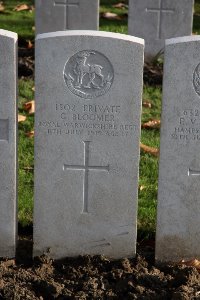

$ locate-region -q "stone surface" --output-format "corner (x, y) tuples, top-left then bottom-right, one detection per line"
(35, 0), (99, 34)
(33, 31), (144, 259)
(0, 30), (17, 257)
(156, 36), (200, 263)
(128, 0), (194, 59)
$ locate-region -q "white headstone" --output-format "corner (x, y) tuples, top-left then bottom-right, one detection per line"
(33, 31), (144, 259)
(35, 0), (99, 34)
(0, 30), (17, 257)
(156, 36), (200, 262)
(128, 0), (194, 59)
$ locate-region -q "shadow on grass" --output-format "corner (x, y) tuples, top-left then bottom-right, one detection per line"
(193, 14), (200, 34)
(16, 223), (33, 265)
(100, 17), (128, 30)
(137, 228), (155, 242)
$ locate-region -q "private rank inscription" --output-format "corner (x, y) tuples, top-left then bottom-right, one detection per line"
(38, 103), (137, 137)
(171, 109), (200, 141)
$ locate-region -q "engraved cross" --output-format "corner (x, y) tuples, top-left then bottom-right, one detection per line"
(188, 168), (200, 177)
(146, 0), (175, 39)
(54, 0), (79, 29)
(63, 141), (109, 213)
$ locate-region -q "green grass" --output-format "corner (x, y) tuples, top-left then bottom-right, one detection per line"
(139, 87), (161, 235)
(100, 0), (128, 34)
(0, 0), (34, 40)
(1, 0), (200, 235)
(18, 79), (34, 225)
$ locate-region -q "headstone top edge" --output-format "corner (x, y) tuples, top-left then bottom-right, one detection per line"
(0, 29), (17, 41)
(36, 30), (144, 45)
(165, 35), (200, 46)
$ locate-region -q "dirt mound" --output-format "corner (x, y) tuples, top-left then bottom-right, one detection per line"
(0, 235), (199, 299)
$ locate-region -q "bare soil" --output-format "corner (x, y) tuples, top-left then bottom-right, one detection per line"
(0, 229), (199, 300)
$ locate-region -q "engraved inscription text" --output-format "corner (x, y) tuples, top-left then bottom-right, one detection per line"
(38, 103), (137, 137)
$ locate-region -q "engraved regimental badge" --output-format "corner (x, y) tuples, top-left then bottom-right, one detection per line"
(193, 63), (200, 96)
(63, 50), (114, 99)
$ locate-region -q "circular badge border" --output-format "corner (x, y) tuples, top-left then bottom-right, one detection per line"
(193, 62), (200, 97)
(63, 50), (114, 99)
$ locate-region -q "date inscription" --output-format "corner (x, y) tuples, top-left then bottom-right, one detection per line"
(38, 103), (136, 137)
(171, 109), (200, 141)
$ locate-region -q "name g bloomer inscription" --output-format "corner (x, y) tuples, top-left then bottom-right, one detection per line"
(64, 50), (114, 99)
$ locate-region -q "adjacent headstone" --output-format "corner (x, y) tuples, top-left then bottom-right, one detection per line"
(156, 36), (200, 262)
(33, 31), (144, 259)
(35, 0), (99, 34)
(0, 30), (17, 257)
(128, 0), (194, 59)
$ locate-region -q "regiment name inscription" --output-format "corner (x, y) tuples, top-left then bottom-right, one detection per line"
(38, 103), (137, 137)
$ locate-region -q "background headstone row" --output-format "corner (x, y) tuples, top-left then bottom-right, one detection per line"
(35, 0), (194, 59)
